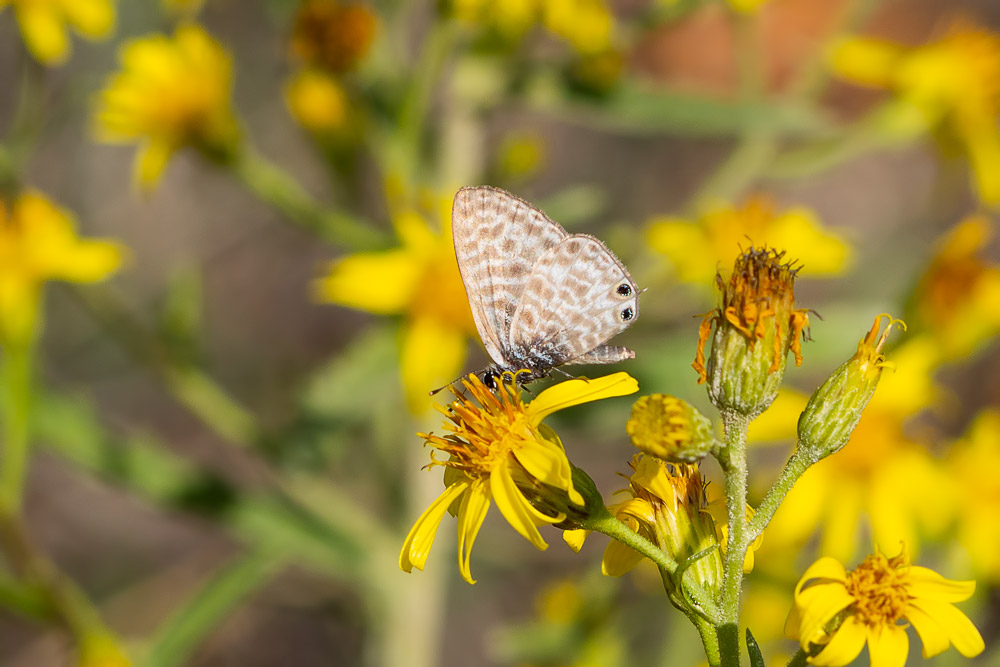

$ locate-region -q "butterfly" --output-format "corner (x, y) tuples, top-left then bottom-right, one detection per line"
(452, 186), (640, 389)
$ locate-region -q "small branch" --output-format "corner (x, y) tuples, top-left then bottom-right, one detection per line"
(747, 448), (812, 542)
(717, 412), (751, 667)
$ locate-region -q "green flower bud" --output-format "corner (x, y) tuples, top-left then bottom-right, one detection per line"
(797, 314), (905, 461)
(694, 248), (810, 419)
(626, 394), (717, 462)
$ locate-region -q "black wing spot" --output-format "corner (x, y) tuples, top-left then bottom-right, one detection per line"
(621, 307), (634, 321)
(617, 283), (632, 297)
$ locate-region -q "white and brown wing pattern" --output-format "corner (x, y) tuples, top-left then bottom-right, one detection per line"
(452, 186), (568, 366)
(508, 234), (639, 370)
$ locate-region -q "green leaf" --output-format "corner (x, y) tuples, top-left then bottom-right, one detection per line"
(746, 628), (765, 667)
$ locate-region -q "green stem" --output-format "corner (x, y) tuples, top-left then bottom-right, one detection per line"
(231, 149), (386, 251)
(786, 648), (809, 667)
(584, 510), (721, 625)
(692, 607), (722, 667)
(0, 508), (128, 660)
(144, 550), (282, 667)
(0, 339), (32, 512)
(718, 412), (750, 667)
(747, 448), (811, 542)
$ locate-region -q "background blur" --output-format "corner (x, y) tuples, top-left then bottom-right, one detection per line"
(0, 0), (998, 665)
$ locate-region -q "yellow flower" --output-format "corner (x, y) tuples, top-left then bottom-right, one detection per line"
(785, 548), (984, 666)
(646, 197), (851, 287)
(0, 0), (114, 65)
(290, 0), (377, 74)
(830, 24), (1000, 205)
(284, 69), (349, 133)
(314, 196), (475, 414)
(453, 0), (538, 40)
(946, 410), (1000, 580)
(542, 0), (614, 56)
(399, 372), (638, 584)
(0, 190), (124, 343)
(575, 454), (760, 609)
(694, 247), (810, 418)
(911, 214), (1000, 360)
(93, 25), (239, 190)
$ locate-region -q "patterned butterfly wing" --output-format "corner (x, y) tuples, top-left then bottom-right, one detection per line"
(452, 186), (568, 366)
(507, 234), (639, 368)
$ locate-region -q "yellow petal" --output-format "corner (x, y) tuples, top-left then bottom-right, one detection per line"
(768, 207), (852, 276)
(526, 372), (639, 426)
(905, 602), (951, 658)
(399, 480), (469, 573)
(313, 249), (421, 313)
(960, 120), (1000, 206)
(866, 623), (908, 667)
(601, 540), (644, 577)
(62, 0), (114, 38)
(563, 529), (589, 552)
(16, 4), (70, 65)
(810, 616), (867, 666)
(907, 598), (985, 658)
(456, 478), (491, 584)
(48, 240), (126, 283)
(135, 138), (176, 190)
(796, 557), (848, 590)
(904, 566), (975, 602)
(400, 316), (467, 416)
(512, 438), (581, 505)
(644, 218), (712, 284)
(794, 582), (854, 647)
(490, 464), (549, 551)
(828, 37), (903, 88)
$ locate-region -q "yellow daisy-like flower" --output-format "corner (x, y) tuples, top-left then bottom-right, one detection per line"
(945, 410), (1000, 581)
(911, 214), (1000, 360)
(0, 0), (114, 65)
(93, 24), (239, 190)
(646, 197), (852, 287)
(830, 24), (1000, 205)
(0, 190), (125, 343)
(399, 372), (639, 584)
(314, 195), (475, 414)
(284, 69), (349, 134)
(785, 548), (984, 666)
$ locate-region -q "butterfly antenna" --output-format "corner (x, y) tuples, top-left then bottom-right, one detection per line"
(428, 372), (469, 396)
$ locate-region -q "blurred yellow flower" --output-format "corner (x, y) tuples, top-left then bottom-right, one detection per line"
(291, 0), (377, 74)
(647, 197), (851, 286)
(454, 0), (615, 55)
(912, 214), (1000, 360)
(285, 69), (349, 133)
(761, 336), (951, 562)
(830, 24), (1000, 205)
(946, 410), (1000, 580)
(314, 196), (475, 413)
(0, 190), (125, 343)
(0, 0), (114, 65)
(93, 25), (239, 190)
(785, 548), (984, 666)
(542, 0), (614, 56)
(399, 372), (638, 583)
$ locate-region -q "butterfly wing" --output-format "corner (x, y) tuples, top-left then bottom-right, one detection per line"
(508, 234), (639, 367)
(452, 186), (569, 365)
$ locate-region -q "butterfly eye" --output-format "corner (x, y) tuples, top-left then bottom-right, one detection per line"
(617, 283), (632, 297)
(621, 307), (634, 321)
(481, 371), (498, 390)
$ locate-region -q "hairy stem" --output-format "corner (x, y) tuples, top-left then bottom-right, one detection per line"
(747, 447), (812, 542)
(718, 412), (751, 667)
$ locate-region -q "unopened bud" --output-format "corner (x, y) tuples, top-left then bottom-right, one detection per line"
(797, 314), (905, 461)
(626, 394), (717, 462)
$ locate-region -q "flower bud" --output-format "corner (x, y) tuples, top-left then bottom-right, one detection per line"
(694, 248), (809, 419)
(797, 314), (905, 461)
(626, 394), (717, 462)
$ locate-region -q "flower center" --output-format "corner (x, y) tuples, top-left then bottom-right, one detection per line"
(844, 553), (910, 627)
